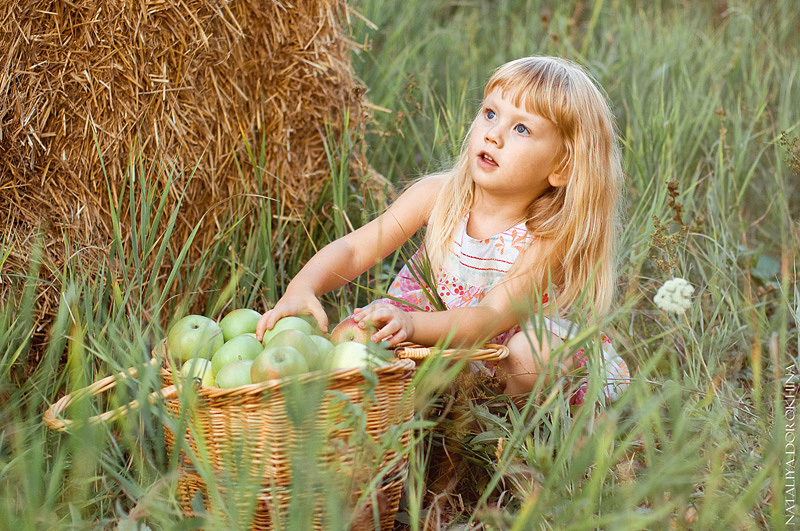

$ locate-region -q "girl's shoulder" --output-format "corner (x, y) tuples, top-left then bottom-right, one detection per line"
(404, 174), (448, 196)
(390, 174), (448, 224)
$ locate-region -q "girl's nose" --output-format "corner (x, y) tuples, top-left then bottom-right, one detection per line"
(484, 125), (503, 147)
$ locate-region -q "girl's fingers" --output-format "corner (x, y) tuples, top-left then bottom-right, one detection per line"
(354, 305), (381, 319)
(373, 323), (396, 343)
(353, 308), (373, 326)
(358, 310), (387, 331)
(310, 307), (329, 333)
(353, 304), (410, 344)
(356, 303), (391, 322)
(385, 328), (407, 346)
(256, 310), (283, 340)
(255, 312), (273, 340)
(376, 316), (408, 342)
(256, 307), (295, 340)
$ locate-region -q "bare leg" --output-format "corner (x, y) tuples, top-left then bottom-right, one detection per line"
(498, 329), (565, 395)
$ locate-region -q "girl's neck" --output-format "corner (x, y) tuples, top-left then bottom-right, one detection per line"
(466, 194), (529, 240)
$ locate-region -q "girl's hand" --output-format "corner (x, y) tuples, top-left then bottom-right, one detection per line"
(353, 303), (415, 346)
(256, 289), (328, 341)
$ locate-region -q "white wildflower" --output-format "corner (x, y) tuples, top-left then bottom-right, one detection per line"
(654, 277), (694, 313)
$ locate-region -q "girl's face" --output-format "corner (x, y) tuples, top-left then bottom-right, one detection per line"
(468, 88), (565, 204)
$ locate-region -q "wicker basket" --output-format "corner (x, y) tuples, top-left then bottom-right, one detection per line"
(43, 341), (509, 530)
(174, 459), (409, 530)
(167, 358), (416, 529)
(44, 351), (415, 530)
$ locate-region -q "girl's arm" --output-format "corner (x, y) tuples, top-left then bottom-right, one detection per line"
(354, 239), (554, 346)
(256, 176), (444, 337)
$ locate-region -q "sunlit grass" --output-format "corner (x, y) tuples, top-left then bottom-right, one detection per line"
(2, 0), (799, 529)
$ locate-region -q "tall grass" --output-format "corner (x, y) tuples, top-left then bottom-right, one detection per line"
(1, 0), (798, 529)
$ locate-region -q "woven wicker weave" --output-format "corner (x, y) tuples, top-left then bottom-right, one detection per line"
(394, 342), (509, 363)
(163, 358), (415, 527)
(45, 353), (415, 530)
(43, 340), (509, 529)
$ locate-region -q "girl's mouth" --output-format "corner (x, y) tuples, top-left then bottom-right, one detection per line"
(478, 151), (498, 167)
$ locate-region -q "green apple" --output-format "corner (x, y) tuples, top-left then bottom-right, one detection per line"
(309, 334), (335, 357)
(296, 313), (325, 335)
(167, 315), (224, 362)
(330, 316), (375, 345)
(219, 308), (262, 341)
(260, 316), (313, 345)
(263, 329), (320, 370)
(181, 358), (215, 387)
(330, 341), (378, 369)
(251, 345), (309, 383)
(309, 335), (335, 371)
(215, 360), (254, 388)
(211, 333), (263, 376)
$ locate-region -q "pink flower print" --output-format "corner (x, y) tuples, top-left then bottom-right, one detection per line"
(573, 348), (587, 370)
(569, 385), (588, 406)
(388, 299), (417, 313)
(568, 348), (590, 406)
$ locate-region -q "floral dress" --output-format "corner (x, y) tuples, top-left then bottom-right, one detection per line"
(384, 214), (630, 404)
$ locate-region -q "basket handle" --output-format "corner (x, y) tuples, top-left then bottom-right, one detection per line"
(394, 343), (435, 361)
(43, 357), (178, 432)
(394, 342), (509, 362)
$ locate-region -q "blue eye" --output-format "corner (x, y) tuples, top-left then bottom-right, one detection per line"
(486, 109), (496, 120)
(515, 124), (530, 135)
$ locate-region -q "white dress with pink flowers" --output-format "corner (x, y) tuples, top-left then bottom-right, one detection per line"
(384, 214), (630, 404)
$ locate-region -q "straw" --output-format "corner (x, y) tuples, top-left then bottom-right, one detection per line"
(0, 0), (366, 342)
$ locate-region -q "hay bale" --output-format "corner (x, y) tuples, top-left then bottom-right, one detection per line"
(0, 0), (365, 335)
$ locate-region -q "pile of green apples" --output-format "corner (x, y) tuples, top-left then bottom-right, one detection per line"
(168, 310), (390, 389)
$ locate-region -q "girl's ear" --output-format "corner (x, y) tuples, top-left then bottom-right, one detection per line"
(548, 171), (569, 188)
(548, 152), (571, 187)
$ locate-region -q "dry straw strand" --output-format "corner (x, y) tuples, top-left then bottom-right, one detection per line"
(1, 0), (365, 342)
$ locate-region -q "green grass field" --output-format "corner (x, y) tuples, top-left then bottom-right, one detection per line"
(2, 0), (799, 529)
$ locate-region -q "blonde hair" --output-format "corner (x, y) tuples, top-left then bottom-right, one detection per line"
(423, 56), (623, 317)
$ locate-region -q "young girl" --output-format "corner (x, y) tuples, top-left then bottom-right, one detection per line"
(256, 56), (629, 403)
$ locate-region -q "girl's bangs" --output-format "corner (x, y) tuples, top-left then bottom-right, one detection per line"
(484, 59), (573, 131)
